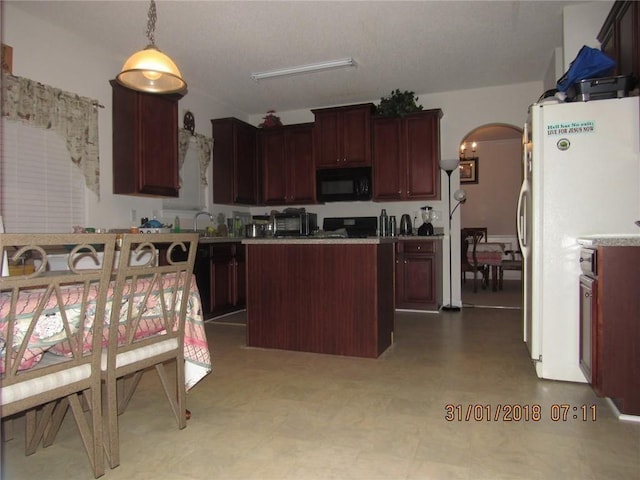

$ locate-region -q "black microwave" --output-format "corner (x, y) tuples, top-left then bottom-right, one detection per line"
(316, 167), (372, 202)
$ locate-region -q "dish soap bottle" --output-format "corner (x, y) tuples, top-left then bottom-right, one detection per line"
(174, 216), (181, 233)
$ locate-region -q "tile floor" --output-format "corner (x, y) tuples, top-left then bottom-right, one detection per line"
(2, 307), (639, 479)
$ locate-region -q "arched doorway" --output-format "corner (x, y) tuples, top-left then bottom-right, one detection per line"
(459, 123), (523, 308)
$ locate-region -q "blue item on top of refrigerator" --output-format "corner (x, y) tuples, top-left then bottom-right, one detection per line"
(556, 45), (615, 93)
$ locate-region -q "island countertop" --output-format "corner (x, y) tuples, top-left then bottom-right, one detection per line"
(242, 236), (397, 245)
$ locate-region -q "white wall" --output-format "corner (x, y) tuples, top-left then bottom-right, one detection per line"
(562, 1), (614, 70)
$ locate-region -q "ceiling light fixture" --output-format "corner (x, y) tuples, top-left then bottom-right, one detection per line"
(250, 58), (356, 81)
(116, 0), (186, 94)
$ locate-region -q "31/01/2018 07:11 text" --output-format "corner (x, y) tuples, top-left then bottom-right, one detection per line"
(444, 404), (597, 422)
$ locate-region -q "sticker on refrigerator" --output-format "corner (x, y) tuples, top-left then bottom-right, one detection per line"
(546, 121), (595, 136)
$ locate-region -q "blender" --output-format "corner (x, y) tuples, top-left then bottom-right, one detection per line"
(417, 206), (435, 236)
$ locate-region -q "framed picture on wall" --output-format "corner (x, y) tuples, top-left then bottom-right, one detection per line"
(459, 157), (478, 184)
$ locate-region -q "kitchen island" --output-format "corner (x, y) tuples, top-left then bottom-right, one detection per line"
(243, 237), (396, 358)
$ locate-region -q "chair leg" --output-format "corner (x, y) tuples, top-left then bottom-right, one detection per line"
(2, 417), (15, 442)
(25, 402), (57, 455)
(43, 398), (71, 447)
(155, 360), (186, 429)
(67, 390), (104, 478)
(105, 375), (120, 469)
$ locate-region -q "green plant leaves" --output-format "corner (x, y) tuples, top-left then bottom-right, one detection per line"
(376, 89), (423, 117)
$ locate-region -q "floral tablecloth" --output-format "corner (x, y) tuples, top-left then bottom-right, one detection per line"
(0, 274), (211, 390)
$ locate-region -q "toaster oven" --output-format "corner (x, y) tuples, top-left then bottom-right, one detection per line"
(273, 212), (317, 237)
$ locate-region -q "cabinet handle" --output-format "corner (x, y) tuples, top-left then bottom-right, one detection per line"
(404, 260), (407, 264)
(417, 246), (421, 250)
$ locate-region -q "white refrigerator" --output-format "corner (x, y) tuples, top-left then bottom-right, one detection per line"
(518, 96), (640, 382)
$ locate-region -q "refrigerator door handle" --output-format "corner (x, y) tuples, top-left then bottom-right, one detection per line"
(517, 182), (529, 254)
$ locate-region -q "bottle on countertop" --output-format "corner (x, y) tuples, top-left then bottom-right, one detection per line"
(379, 209), (388, 237)
(174, 216), (181, 233)
(389, 215), (397, 236)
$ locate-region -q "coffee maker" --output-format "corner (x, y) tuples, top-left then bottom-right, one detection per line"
(399, 214), (412, 235)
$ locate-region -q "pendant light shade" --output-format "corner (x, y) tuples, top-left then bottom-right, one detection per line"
(116, 0), (186, 94)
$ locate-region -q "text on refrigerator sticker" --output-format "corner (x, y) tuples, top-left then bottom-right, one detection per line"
(546, 121), (595, 136)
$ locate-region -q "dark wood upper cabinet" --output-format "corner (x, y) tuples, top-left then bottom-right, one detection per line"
(373, 109), (442, 201)
(598, 1), (639, 82)
(260, 123), (315, 205)
(312, 103), (375, 168)
(111, 80), (183, 197)
(211, 117), (258, 205)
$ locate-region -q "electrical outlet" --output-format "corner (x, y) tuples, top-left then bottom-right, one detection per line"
(130, 209), (137, 223)
(152, 210), (159, 220)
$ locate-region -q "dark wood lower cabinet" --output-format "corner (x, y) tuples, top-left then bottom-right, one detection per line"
(194, 241), (245, 318)
(245, 241), (395, 358)
(583, 246), (640, 415)
(395, 239), (442, 311)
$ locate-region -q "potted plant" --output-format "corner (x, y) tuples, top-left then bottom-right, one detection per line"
(376, 89), (423, 117)
(259, 110), (283, 128)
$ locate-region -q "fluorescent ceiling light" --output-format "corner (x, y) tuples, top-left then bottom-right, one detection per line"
(251, 58), (356, 81)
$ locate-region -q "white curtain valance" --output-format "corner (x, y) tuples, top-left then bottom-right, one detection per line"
(1, 73), (101, 198)
(178, 129), (212, 188)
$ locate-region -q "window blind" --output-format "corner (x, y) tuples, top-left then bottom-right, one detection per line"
(1, 119), (85, 233)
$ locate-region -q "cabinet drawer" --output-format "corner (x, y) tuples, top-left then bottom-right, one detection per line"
(398, 240), (437, 255)
(211, 243), (234, 261)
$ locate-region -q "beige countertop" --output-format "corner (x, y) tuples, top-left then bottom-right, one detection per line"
(197, 236), (243, 244)
(577, 234), (640, 247)
(242, 237), (398, 245)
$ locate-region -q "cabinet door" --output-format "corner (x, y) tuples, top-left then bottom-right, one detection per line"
(313, 111), (341, 167)
(405, 112), (440, 200)
(286, 125), (315, 203)
(234, 244), (246, 307)
(397, 254), (437, 308)
(261, 130), (288, 204)
(194, 245), (212, 315)
(234, 121), (258, 204)
(372, 117), (403, 200)
(111, 81), (180, 197)
(579, 275), (600, 393)
(395, 241), (440, 310)
(210, 244), (234, 314)
(341, 107), (372, 166)
(211, 118), (258, 205)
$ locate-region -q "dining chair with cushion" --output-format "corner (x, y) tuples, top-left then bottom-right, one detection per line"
(101, 233), (198, 469)
(0, 233), (117, 478)
(498, 249), (523, 289)
(461, 228), (488, 293)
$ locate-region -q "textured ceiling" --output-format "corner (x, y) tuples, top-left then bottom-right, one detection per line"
(10, 0), (586, 116)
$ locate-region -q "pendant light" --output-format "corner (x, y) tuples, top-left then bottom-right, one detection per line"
(116, 0), (186, 94)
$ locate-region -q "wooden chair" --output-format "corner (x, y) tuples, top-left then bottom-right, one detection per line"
(461, 228), (488, 293)
(0, 233), (117, 478)
(498, 249), (523, 289)
(101, 233), (198, 469)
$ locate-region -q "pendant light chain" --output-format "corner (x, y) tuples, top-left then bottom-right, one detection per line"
(146, 0), (157, 46)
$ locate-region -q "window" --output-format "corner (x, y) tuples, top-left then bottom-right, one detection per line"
(1, 120), (85, 233)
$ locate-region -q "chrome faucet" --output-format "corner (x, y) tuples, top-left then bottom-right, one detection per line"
(193, 211), (213, 232)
